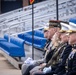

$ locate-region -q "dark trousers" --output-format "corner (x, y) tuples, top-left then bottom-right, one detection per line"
(34, 71), (54, 75)
(23, 65), (35, 75)
(34, 45), (72, 75)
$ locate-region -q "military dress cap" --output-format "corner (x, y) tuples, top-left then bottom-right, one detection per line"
(59, 22), (69, 33)
(67, 21), (76, 33)
(67, 30), (76, 33)
(43, 26), (49, 32)
(49, 20), (61, 29)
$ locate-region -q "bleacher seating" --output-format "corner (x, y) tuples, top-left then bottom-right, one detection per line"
(34, 30), (44, 37)
(69, 18), (76, 24)
(26, 30), (44, 37)
(18, 29), (44, 39)
(18, 30), (47, 49)
(24, 34), (46, 48)
(17, 33), (24, 40)
(0, 34), (9, 42)
(0, 36), (25, 57)
(24, 33), (32, 45)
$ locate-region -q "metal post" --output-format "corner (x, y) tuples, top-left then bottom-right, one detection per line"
(32, 3), (34, 60)
(56, 0), (59, 20)
(8, 26), (10, 42)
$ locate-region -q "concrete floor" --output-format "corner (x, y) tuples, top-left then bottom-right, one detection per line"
(0, 53), (21, 75)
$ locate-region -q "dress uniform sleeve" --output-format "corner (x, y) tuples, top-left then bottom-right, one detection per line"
(59, 45), (72, 65)
(68, 53), (76, 75)
(55, 45), (72, 73)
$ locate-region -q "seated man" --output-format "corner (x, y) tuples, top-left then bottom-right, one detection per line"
(62, 27), (76, 75)
(32, 23), (76, 75)
(21, 20), (61, 75)
(31, 22), (72, 75)
(43, 26), (51, 56)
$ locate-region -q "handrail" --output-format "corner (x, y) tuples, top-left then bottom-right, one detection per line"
(2, 21), (25, 31)
(11, 26), (44, 36)
(0, 0), (55, 24)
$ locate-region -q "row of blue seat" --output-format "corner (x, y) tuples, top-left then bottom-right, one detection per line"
(18, 30), (47, 49)
(0, 18), (75, 58)
(26, 30), (44, 38)
(25, 34), (47, 48)
(0, 34), (9, 42)
(69, 18), (76, 24)
(0, 34), (25, 57)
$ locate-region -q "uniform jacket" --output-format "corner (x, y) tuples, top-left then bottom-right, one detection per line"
(46, 42), (68, 67)
(55, 44), (72, 74)
(66, 50), (76, 75)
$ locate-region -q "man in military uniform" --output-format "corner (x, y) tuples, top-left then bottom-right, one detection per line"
(31, 22), (72, 75)
(61, 23), (76, 75)
(21, 20), (61, 75)
(21, 26), (50, 75)
(43, 26), (51, 56)
(34, 22), (76, 75)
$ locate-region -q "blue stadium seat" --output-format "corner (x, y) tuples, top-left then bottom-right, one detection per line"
(69, 18), (76, 24)
(24, 34), (47, 49)
(0, 34), (9, 42)
(34, 30), (44, 37)
(18, 29), (47, 49)
(0, 36), (25, 57)
(18, 33), (24, 40)
(18, 30), (44, 39)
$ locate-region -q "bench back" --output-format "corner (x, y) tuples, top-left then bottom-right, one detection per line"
(26, 30), (44, 37)
(34, 30), (44, 37)
(18, 33), (24, 40)
(4, 34), (9, 41)
(69, 18), (76, 24)
(24, 34), (32, 43)
(24, 33), (47, 48)
(10, 36), (25, 48)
